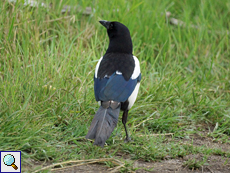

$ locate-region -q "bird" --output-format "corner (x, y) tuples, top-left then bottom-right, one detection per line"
(85, 20), (141, 147)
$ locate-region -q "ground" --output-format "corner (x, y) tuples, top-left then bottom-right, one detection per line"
(28, 132), (229, 173)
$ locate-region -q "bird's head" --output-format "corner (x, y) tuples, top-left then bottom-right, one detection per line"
(99, 20), (133, 54)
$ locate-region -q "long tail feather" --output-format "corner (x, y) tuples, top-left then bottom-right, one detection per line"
(86, 105), (120, 147)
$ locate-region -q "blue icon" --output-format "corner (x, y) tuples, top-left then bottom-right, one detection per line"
(3, 154), (18, 170)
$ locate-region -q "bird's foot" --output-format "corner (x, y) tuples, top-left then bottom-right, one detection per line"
(124, 136), (132, 143)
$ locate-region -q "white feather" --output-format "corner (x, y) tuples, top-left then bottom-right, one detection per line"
(95, 57), (103, 78)
(131, 56), (140, 79)
(95, 55), (141, 110)
(116, 71), (122, 75)
(127, 82), (140, 110)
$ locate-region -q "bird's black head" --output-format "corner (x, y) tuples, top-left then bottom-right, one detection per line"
(99, 20), (133, 55)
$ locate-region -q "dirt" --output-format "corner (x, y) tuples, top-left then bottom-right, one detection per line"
(49, 154), (230, 173)
(52, 164), (108, 173)
(26, 133), (229, 173)
(182, 133), (230, 152)
(134, 154), (229, 173)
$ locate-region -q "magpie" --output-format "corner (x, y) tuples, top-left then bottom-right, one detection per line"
(85, 20), (141, 147)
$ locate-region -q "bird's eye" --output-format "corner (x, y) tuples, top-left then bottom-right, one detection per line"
(110, 23), (113, 29)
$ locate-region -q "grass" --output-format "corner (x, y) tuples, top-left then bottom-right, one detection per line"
(0, 0), (230, 172)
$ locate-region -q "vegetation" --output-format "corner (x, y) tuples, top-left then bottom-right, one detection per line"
(0, 0), (229, 172)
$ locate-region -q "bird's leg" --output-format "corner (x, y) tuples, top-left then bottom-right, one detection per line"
(122, 110), (131, 142)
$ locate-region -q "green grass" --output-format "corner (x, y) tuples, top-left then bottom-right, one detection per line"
(0, 0), (230, 172)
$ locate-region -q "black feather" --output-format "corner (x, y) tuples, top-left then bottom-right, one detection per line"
(105, 21), (133, 54)
(86, 105), (120, 147)
(97, 53), (135, 81)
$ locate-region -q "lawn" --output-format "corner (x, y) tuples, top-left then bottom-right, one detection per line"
(0, 0), (229, 172)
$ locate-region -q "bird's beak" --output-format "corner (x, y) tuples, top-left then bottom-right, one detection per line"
(99, 20), (110, 29)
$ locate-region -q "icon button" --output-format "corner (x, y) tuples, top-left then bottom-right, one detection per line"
(1, 151), (21, 173)
(3, 154), (18, 170)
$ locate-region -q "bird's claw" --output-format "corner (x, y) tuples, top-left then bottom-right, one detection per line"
(124, 136), (132, 143)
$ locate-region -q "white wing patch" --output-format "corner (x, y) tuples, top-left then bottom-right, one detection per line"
(128, 56), (141, 109)
(95, 57), (103, 78)
(116, 71), (122, 75)
(128, 82), (140, 110)
(95, 56), (140, 79)
(95, 55), (141, 109)
(131, 56), (140, 79)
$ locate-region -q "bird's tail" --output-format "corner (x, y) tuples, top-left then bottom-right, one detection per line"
(86, 103), (120, 147)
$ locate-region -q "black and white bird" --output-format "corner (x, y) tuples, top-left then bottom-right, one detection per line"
(86, 20), (141, 147)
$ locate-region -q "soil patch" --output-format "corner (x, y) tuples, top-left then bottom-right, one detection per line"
(134, 154), (229, 173)
(26, 134), (230, 173)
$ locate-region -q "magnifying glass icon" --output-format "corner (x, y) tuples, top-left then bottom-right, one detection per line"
(3, 154), (18, 170)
